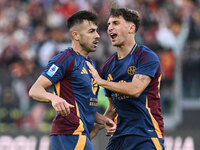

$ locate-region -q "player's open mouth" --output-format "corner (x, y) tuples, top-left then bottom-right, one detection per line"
(110, 33), (118, 40)
(93, 40), (99, 47)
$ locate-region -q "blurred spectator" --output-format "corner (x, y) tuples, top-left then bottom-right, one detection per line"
(54, 0), (79, 18)
(159, 49), (175, 114)
(160, 49), (175, 81)
(0, 87), (21, 131)
(0, 36), (21, 66)
(8, 58), (37, 116)
(182, 40), (200, 98)
(155, 7), (190, 56)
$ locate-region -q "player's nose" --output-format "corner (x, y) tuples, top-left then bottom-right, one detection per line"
(95, 32), (100, 39)
(107, 25), (113, 33)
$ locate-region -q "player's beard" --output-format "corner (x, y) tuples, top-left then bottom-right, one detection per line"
(80, 40), (96, 53)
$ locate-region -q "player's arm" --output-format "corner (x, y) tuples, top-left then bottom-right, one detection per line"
(94, 97), (116, 127)
(99, 74), (151, 98)
(95, 112), (116, 133)
(29, 75), (74, 116)
(86, 61), (151, 98)
(104, 97), (117, 120)
(90, 97), (116, 140)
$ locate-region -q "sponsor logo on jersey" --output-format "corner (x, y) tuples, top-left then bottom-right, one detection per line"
(81, 67), (88, 74)
(47, 64), (59, 77)
(115, 80), (131, 100)
(89, 97), (98, 106)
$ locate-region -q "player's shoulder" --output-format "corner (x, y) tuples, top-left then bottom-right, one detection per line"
(51, 47), (76, 65)
(100, 52), (116, 69)
(135, 45), (159, 63)
(99, 52), (116, 76)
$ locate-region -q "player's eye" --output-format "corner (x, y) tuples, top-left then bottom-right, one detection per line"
(113, 21), (119, 25)
(89, 29), (95, 33)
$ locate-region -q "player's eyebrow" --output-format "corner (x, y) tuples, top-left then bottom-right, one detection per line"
(107, 20), (120, 26)
(88, 28), (97, 33)
(113, 20), (119, 25)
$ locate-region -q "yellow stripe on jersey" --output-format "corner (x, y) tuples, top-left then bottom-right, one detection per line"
(151, 137), (162, 150)
(73, 102), (84, 135)
(158, 75), (161, 97)
(74, 50), (80, 55)
(54, 81), (60, 96)
(130, 43), (137, 54)
(74, 135), (86, 150)
(114, 113), (118, 124)
(146, 97), (163, 138)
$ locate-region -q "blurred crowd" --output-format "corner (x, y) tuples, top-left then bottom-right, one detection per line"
(0, 0), (200, 132)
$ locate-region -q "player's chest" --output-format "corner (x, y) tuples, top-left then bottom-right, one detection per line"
(70, 62), (92, 85)
(69, 60), (98, 96)
(107, 59), (137, 82)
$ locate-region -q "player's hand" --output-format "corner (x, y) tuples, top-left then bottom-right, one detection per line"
(90, 123), (101, 140)
(51, 96), (74, 116)
(104, 117), (116, 136)
(86, 61), (103, 85)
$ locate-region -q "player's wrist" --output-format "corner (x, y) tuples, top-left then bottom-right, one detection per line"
(93, 123), (102, 131)
(98, 78), (106, 86)
(46, 93), (56, 103)
(105, 117), (109, 124)
(104, 117), (110, 127)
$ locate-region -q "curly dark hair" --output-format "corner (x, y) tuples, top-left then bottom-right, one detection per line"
(110, 8), (140, 32)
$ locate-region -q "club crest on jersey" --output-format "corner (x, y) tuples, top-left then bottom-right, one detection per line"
(127, 65), (137, 76)
(47, 64), (59, 77)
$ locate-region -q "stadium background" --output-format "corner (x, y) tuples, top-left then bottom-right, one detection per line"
(0, 0), (200, 149)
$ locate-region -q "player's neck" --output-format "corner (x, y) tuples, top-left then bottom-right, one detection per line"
(116, 40), (135, 60)
(72, 42), (89, 58)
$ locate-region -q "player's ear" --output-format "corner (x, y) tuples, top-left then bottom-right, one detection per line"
(71, 30), (80, 41)
(128, 24), (136, 34)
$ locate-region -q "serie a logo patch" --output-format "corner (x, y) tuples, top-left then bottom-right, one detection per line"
(47, 64), (59, 77)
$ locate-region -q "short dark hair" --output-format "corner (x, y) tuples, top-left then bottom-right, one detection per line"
(110, 8), (140, 32)
(67, 10), (98, 30)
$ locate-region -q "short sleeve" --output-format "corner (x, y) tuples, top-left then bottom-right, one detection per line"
(135, 60), (159, 78)
(42, 50), (75, 84)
